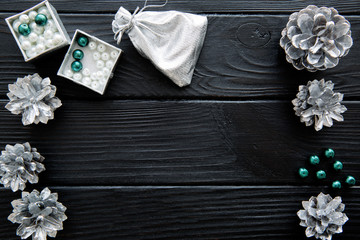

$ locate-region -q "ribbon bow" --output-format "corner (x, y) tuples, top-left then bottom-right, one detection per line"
(112, 0), (168, 44)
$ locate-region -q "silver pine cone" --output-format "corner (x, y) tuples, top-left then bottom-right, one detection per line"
(0, 142), (45, 192)
(8, 188), (67, 240)
(297, 192), (348, 240)
(5, 73), (62, 126)
(280, 5), (353, 71)
(292, 79), (347, 131)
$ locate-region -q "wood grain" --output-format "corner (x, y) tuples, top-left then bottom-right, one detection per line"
(0, 14), (360, 100)
(0, 186), (359, 240)
(1, 0), (360, 14)
(0, 99), (358, 186)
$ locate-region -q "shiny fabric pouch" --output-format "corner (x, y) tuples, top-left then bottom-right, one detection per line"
(112, 6), (208, 87)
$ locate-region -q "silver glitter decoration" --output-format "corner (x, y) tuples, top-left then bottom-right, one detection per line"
(0, 142), (45, 192)
(5, 73), (62, 126)
(280, 5), (353, 71)
(292, 79), (347, 131)
(297, 192), (348, 240)
(8, 188), (67, 240)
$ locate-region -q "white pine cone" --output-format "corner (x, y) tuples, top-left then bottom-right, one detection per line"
(292, 79), (347, 131)
(0, 142), (45, 192)
(297, 192), (348, 240)
(280, 5), (353, 71)
(5, 73), (62, 126)
(8, 188), (67, 240)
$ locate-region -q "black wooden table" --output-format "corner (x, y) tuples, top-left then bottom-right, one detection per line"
(0, 1), (359, 239)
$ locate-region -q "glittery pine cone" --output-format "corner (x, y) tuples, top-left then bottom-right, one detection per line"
(8, 188), (67, 240)
(297, 192), (348, 240)
(0, 142), (45, 192)
(5, 73), (62, 126)
(280, 5), (353, 71)
(292, 79), (347, 131)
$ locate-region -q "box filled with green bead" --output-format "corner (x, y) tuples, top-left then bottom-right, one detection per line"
(57, 29), (122, 95)
(5, 0), (71, 62)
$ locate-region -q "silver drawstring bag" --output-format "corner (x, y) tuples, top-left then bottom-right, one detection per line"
(112, 1), (208, 87)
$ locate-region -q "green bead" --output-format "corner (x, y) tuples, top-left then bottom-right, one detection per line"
(345, 176), (356, 185)
(71, 61), (83, 72)
(325, 148), (335, 158)
(333, 161), (343, 171)
(316, 170), (326, 179)
(309, 155), (320, 165)
(18, 23), (31, 36)
(298, 168), (309, 178)
(72, 49), (84, 60)
(35, 14), (48, 26)
(332, 180), (341, 189)
(77, 36), (88, 47)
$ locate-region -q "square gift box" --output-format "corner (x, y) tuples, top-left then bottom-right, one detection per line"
(5, 0), (71, 61)
(57, 30), (122, 95)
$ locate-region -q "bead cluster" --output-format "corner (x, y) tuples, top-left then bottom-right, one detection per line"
(64, 34), (119, 92)
(12, 6), (64, 58)
(298, 148), (356, 189)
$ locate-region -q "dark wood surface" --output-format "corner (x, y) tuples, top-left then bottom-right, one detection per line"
(0, 1), (359, 239)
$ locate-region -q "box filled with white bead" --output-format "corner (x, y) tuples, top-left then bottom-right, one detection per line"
(57, 30), (122, 95)
(5, 0), (71, 62)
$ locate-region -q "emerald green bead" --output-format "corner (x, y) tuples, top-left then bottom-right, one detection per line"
(332, 180), (341, 189)
(35, 13), (48, 26)
(77, 36), (88, 47)
(333, 161), (343, 171)
(316, 170), (326, 179)
(309, 155), (320, 165)
(298, 168), (309, 178)
(18, 23), (31, 36)
(325, 148), (335, 158)
(346, 176), (356, 185)
(71, 61), (83, 72)
(72, 49), (84, 60)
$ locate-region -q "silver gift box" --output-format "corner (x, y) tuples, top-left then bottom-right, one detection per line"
(5, 0), (71, 62)
(57, 29), (122, 95)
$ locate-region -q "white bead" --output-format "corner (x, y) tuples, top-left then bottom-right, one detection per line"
(35, 43), (45, 53)
(18, 35), (28, 43)
(21, 40), (32, 50)
(19, 14), (30, 24)
(90, 72), (97, 81)
(110, 50), (119, 59)
(44, 19), (57, 31)
(73, 73), (82, 81)
(106, 60), (114, 69)
(28, 11), (37, 20)
(52, 33), (63, 46)
(89, 41), (97, 50)
(96, 60), (105, 69)
(26, 47), (37, 58)
(12, 19), (21, 33)
(93, 52), (100, 60)
(28, 32), (38, 43)
(44, 29), (54, 39)
(99, 77), (107, 85)
(96, 71), (104, 80)
(82, 77), (91, 86)
(82, 68), (91, 76)
(102, 68), (110, 76)
(101, 52), (110, 61)
(30, 22), (44, 35)
(97, 44), (106, 52)
(38, 6), (51, 18)
(65, 69), (73, 78)
(45, 39), (54, 48)
(91, 81), (100, 89)
(37, 36), (46, 44)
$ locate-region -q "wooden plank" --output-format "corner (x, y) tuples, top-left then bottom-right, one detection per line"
(0, 99), (359, 186)
(0, 14), (360, 100)
(1, 0), (360, 14)
(0, 186), (359, 239)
